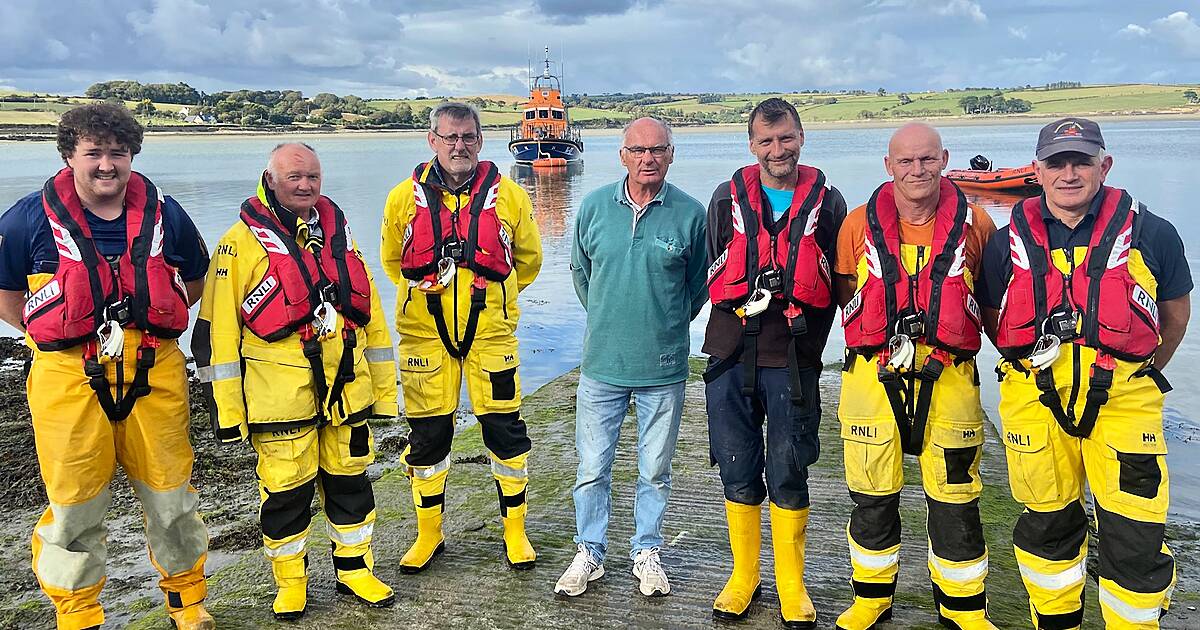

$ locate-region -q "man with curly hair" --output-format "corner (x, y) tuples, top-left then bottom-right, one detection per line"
(0, 103), (214, 630)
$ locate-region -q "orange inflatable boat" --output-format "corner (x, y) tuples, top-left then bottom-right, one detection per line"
(947, 155), (1040, 191)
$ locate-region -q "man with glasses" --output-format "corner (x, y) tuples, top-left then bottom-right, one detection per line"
(703, 98), (845, 628)
(554, 117), (706, 599)
(381, 102), (544, 574)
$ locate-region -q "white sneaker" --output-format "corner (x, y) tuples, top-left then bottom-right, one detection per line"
(632, 547), (670, 597)
(554, 544), (605, 597)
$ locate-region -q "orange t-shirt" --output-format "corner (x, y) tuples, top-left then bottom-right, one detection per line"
(834, 202), (996, 278)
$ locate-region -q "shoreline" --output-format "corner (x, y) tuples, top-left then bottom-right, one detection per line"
(3, 111), (1199, 143)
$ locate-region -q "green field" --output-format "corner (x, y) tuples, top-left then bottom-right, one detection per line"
(637, 84), (1200, 122)
(1, 84), (1197, 129)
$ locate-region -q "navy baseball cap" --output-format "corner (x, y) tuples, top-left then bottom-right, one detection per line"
(1036, 117), (1105, 160)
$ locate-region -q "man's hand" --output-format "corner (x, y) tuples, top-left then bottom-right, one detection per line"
(0, 289), (25, 332)
(1155, 294), (1190, 370)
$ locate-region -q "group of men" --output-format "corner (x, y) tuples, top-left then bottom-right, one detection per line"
(0, 98), (1188, 630)
(0, 101), (544, 629)
(559, 98), (1189, 630)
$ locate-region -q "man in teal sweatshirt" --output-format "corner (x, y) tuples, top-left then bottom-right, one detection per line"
(554, 117), (707, 599)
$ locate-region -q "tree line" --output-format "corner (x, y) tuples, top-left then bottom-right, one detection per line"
(957, 93), (1033, 115)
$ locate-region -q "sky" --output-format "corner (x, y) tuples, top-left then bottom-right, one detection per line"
(1, 1), (1197, 98)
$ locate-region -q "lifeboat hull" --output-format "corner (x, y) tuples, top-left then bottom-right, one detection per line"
(946, 163), (1040, 191)
(509, 138), (583, 165)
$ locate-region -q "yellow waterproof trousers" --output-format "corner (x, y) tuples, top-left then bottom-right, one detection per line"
(397, 332), (530, 479)
(999, 347), (1174, 629)
(29, 336), (208, 630)
(250, 420), (378, 576)
(838, 351), (990, 622)
(397, 333), (532, 556)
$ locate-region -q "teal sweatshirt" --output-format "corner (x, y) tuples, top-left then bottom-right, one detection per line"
(571, 178), (708, 387)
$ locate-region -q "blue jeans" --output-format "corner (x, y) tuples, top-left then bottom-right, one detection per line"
(572, 373), (685, 563)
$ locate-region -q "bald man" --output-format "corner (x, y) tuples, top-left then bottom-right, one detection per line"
(832, 124), (998, 629)
(193, 142), (399, 620)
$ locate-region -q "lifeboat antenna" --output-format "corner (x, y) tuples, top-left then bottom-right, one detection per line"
(543, 46), (551, 80)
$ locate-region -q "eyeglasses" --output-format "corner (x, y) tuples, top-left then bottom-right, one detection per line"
(623, 145), (672, 157)
(432, 131), (481, 146)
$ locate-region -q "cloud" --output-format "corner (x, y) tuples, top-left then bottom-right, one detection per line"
(1153, 11), (1200, 58)
(931, 0), (987, 23)
(872, 0), (985, 22)
(43, 39), (70, 61)
(0, 1), (1194, 97)
(1120, 23), (1150, 37)
(532, 0), (661, 23)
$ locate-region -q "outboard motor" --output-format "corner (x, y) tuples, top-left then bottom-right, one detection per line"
(969, 154), (992, 171)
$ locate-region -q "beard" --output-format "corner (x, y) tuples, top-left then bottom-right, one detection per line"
(761, 154), (798, 179)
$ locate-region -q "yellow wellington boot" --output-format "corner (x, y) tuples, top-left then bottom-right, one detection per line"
(938, 608), (997, 630)
(167, 603), (215, 630)
(713, 500), (763, 621)
(335, 549), (395, 608)
(771, 503), (817, 629)
(501, 508), (536, 569)
(492, 451), (536, 569)
(270, 554), (308, 621)
(400, 465), (448, 574)
(835, 593), (893, 630)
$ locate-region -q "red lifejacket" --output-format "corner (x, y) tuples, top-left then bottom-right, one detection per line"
(842, 177), (981, 356)
(400, 160), (512, 283)
(239, 195), (372, 342)
(707, 164), (832, 311)
(996, 187), (1158, 362)
(24, 168), (189, 351)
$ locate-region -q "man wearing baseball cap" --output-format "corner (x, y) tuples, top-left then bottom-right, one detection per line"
(979, 117), (1191, 628)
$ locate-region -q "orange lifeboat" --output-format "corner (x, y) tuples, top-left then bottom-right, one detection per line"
(947, 156), (1040, 192)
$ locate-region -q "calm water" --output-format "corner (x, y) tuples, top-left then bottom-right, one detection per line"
(2, 121), (1199, 517)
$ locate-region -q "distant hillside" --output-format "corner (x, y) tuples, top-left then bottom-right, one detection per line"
(1, 83), (1197, 133)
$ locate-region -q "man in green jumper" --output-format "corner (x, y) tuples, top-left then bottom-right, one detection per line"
(554, 117), (708, 599)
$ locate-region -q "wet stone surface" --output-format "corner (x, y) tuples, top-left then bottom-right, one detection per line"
(0, 353), (1196, 629)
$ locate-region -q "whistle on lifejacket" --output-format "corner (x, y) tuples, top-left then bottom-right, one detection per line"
(312, 301), (338, 341)
(885, 334), (915, 372)
(735, 288), (771, 319)
(418, 257), (457, 293)
(97, 319), (124, 364)
(1026, 334), (1062, 371)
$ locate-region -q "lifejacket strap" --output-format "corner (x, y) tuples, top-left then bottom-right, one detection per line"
(325, 326), (359, 420)
(740, 316), (762, 398)
(82, 337), (157, 423)
(301, 332), (328, 426)
(785, 338), (805, 407)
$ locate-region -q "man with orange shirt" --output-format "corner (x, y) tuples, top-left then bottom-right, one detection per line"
(832, 123), (997, 630)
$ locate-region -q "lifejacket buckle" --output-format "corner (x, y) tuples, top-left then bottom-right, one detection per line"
(1027, 334), (1062, 371)
(102, 297), (132, 327)
(885, 334), (915, 372)
(441, 240), (466, 263)
(1043, 308), (1080, 342)
(418, 257), (457, 293)
(312, 301), (338, 341)
(894, 311), (924, 339)
(318, 282), (340, 307)
(96, 320), (124, 364)
(735, 288), (771, 319)
(784, 305), (807, 336)
(757, 268), (784, 294)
